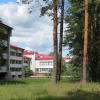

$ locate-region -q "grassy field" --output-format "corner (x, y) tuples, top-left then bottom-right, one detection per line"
(0, 77), (100, 100)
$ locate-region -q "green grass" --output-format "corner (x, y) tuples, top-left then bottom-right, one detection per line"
(0, 77), (100, 100)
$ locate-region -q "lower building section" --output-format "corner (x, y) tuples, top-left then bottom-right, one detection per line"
(0, 70), (12, 79)
(0, 73), (7, 79)
(35, 68), (53, 76)
(36, 73), (45, 76)
(12, 73), (24, 79)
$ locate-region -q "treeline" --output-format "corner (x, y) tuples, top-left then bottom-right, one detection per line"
(63, 0), (100, 82)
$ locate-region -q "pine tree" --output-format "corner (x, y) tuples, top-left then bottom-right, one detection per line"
(63, 0), (85, 81)
(82, 0), (88, 83)
(64, 0), (100, 82)
(57, 0), (64, 82)
(20, 0), (59, 83)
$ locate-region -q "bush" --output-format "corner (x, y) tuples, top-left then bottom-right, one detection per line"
(24, 69), (34, 77)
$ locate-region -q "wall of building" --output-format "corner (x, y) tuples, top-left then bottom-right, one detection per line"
(10, 47), (24, 78)
(24, 54), (36, 73)
(23, 58), (31, 70)
(35, 59), (53, 73)
(0, 23), (12, 79)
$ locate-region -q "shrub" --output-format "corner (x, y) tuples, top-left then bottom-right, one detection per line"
(23, 69), (34, 77)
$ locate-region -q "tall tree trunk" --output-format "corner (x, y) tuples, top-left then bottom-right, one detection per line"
(51, 0), (58, 83)
(57, 0), (64, 82)
(82, 0), (88, 83)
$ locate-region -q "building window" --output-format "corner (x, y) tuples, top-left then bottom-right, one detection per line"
(40, 68), (51, 72)
(39, 61), (53, 66)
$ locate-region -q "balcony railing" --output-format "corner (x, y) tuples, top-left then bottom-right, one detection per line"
(10, 64), (22, 68)
(3, 53), (7, 59)
(10, 56), (22, 60)
(2, 40), (7, 47)
(0, 66), (7, 72)
(11, 71), (22, 75)
(23, 63), (28, 66)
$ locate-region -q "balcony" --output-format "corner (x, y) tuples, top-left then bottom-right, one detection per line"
(10, 64), (22, 68)
(2, 40), (8, 47)
(3, 30), (8, 35)
(17, 71), (22, 75)
(3, 53), (7, 59)
(0, 66), (7, 72)
(23, 63), (28, 66)
(10, 56), (22, 60)
(11, 71), (22, 75)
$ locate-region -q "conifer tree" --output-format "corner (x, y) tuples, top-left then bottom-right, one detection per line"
(64, 0), (100, 82)
(57, 0), (64, 82)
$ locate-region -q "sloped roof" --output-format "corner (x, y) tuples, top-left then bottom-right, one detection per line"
(35, 54), (54, 60)
(0, 22), (13, 29)
(23, 55), (31, 59)
(24, 50), (38, 54)
(10, 44), (24, 50)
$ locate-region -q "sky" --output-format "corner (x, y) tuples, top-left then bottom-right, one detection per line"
(0, 0), (69, 57)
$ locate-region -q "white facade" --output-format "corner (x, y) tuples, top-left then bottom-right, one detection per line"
(24, 54), (36, 72)
(24, 50), (70, 76)
(35, 60), (53, 73)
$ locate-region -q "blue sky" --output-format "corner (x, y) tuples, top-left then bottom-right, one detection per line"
(0, 0), (69, 56)
(0, 0), (16, 3)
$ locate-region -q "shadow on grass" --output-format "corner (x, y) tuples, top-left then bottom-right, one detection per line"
(0, 79), (26, 85)
(36, 89), (100, 100)
(9, 89), (100, 100)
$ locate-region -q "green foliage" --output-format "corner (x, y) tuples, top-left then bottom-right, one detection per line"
(64, 0), (100, 82)
(61, 58), (80, 77)
(67, 56), (81, 78)
(0, 78), (100, 100)
(61, 59), (67, 75)
(48, 52), (54, 56)
(23, 69), (34, 77)
(40, 0), (61, 18)
(44, 69), (53, 76)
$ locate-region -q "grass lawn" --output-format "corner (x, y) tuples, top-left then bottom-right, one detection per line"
(0, 77), (100, 100)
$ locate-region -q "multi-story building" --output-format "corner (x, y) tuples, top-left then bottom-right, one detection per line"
(0, 23), (70, 78)
(10, 44), (25, 78)
(23, 55), (31, 70)
(24, 50), (70, 76)
(24, 50), (38, 74)
(35, 54), (53, 76)
(0, 23), (13, 79)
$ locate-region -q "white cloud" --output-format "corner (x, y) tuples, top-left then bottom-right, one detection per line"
(0, 1), (68, 56)
(24, 47), (33, 51)
(0, 1), (53, 55)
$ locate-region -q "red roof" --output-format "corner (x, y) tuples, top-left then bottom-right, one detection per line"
(10, 44), (24, 50)
(24, 50), (38, 54)
(35, 54), (54, 60)
(23, 56), (31, 59)
(62, 57), (70, 60)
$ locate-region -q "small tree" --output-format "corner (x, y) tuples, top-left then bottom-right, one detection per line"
(66, 56), (81, 78)
(23, 68), (34, 77)
(61, 59), (67, 75)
